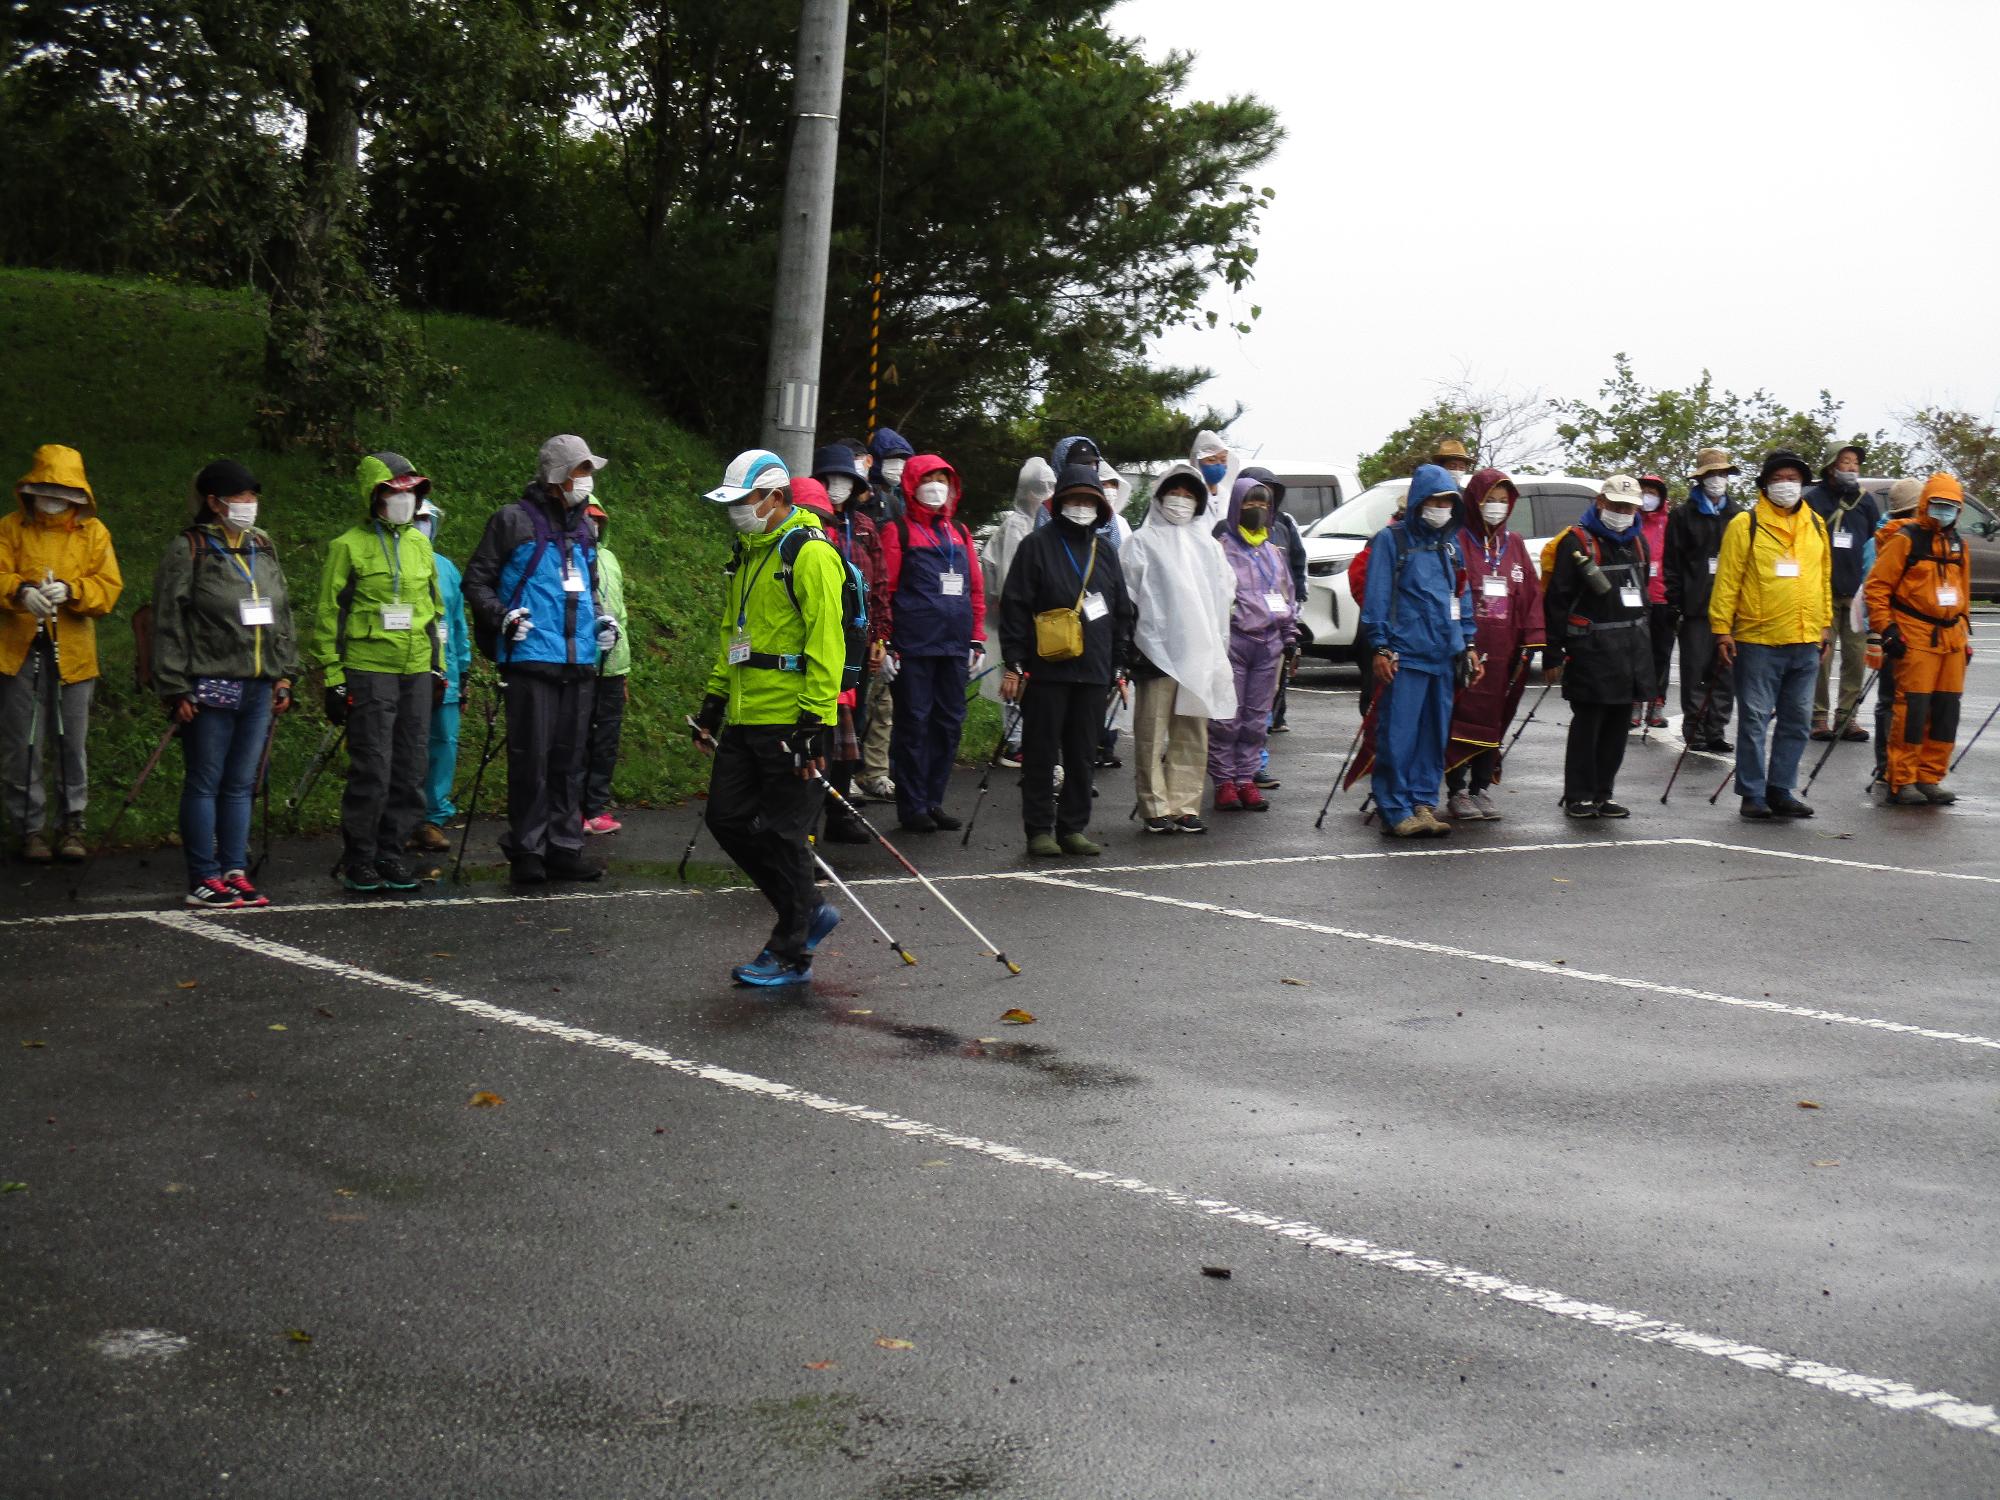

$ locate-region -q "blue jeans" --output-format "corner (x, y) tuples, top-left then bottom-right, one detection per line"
(1734, 642), (1819, 801)
(179, 684), (272, 883)
(424, 699), (461, 824)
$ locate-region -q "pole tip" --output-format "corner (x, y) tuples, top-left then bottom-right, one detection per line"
(900, 950), (918, 966)
(1001, 957), (1022, 975)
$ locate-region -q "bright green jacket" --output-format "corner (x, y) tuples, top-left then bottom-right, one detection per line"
(311, 520), (442, 686)
(704, 507), (845, 726)
(597, 544), (631, 677)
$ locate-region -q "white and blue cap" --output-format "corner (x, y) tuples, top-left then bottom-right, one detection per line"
(704, 448), (790, 504)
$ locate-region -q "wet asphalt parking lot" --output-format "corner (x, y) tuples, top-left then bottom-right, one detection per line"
(4, 641), (1998, 1498)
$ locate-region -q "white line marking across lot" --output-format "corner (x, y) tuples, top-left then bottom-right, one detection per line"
(1019, 873), (2000, 1054)
(143, 909), (2000, 1442)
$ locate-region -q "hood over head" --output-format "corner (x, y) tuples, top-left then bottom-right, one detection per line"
(1237, 465), (1287, 508)
(1147, 461), (1212, 522)
(1190, 430), (1228, 463)
(790, 477), (834, 518)
(1013, 457), (1056, 519)
(16, 443), (97, 519)
(1918, 472), (1965, 527)
(1227, 472), (1279, 535)
(868, 427), (914, 462)
(1637, 474), (1668, 498)
(899, 454), (962, 519)
(1049, 435), (1104, 474)
(1048, 463), (1112, 528)
(356, 451), (431, 512)
(1463, 467), (1517, 525)
(1405, 463), (1463, 514)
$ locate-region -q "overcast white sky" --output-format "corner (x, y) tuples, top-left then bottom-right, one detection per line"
(1111, 0), (2000, 470)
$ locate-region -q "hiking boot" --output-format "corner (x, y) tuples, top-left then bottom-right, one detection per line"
(1767, 791), (1814, 819)
(1058, 832), (1103, 857)
(1738, 797), (1773, 820)
(1469, 790), (1501, 820)
(1840, 723), (1869, 742)
(805, 902), (841, 952)
(1704, 737), (1735, 754)
(1253, 769), (1281, 790)
(1890, 784), (1930, 806)
(1445, 791), (1480, 821)
(899, 810), (938, 833)
(373, 855), (422, 891)
(927, 809), (963, 831)
(510, 851), (548, 884)
(1144, 815), (1179, 835)
(1414, 804), (1450, 835)
(824, 814), (871, 845)
(408, 821), (451, 853)
(222, 871), (270, 908)
(1175, 814), (1208, 835)
(1389, 814), (1430, 839)
(581, 813), (622, 835)
(1809, 720), (1834, 742)
(1213, 781), (1242, 811)
(1237, 781), (1270, 812)
(1565, 800), (1599, 819)
(545, 846), (605, 881)
(1914, 782), (1958, 805)
(341, 858), (383, 892)
(20, 830), (52, 863)
(56, 824), (87, 862)
(184, 876), (243, 909)
(1596, 799), (1631, 819)
(1026, 832), (1063, 858)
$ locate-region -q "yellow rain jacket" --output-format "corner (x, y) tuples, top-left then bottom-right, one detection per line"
(1, 445), (124, 682)
(1708, 498), (1831, 646)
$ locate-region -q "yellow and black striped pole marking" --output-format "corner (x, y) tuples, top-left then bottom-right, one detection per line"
(869, 269), (883, 433)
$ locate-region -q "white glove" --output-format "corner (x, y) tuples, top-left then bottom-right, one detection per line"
(968, 643), (986, 672)
(502, 607), (534, 643)
(40, 579), (70, 606)
(595, 615), (620, 652)
(881, 651), (901, 684)
(16, 585), (56, 620)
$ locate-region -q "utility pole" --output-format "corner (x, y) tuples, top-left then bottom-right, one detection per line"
(760, 0), (850, 475)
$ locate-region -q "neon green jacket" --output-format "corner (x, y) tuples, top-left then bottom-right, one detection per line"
(597, 545), (631, 677)
(310, 458), (443, 685)
(704, 507), (845, 726)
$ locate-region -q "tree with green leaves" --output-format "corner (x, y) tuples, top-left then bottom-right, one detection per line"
(1900, 406), (2000, 507)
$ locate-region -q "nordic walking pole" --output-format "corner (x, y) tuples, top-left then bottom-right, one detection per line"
(38, 619), (70, 843)
(451, 673), (506, 883)
(1317, 702), (1375, 830)
(1660, 676), (1716, 804)
(249, 704), (281, 877)
(282, 722), (346, 830)
(1499, 678), (1555, 765)
(962, 701), (1022, 847)
(68, 721), (179, 898)
(675, 806), (706, 882)
(1706, 756), (1738, 805)
(1949, 695), (2000, 772)
(1802, 668), (1880, 794)
(808, 842), (917, 966)
(817, 775), (1021, 975)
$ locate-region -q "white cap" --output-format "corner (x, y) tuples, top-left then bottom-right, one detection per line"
(704, 449), (790, 504)
(1600, 473), (1643, 503)
(538, 434), (608, 485)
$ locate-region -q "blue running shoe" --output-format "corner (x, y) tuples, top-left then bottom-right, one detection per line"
(732, 951), (813, 988)
(731, 949), (780, 985)
(805, 902), (841, 953)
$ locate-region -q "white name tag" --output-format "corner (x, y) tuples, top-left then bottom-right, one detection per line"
(1648, 561), (1661, 577)
(1708, 557), (1719, 576)
(1619, 586), (1643, 608)
(382, 605), (414, 631)
(238, 598), (274, 627)
(1482, 575), (1509, 598)
(728, 631), (752, 665)
(1833, 531), (1854, 549)
(1265, 590), (1290, 615)
(940, 570), (965, 597)
(1937, 586), (1961, 608)
(562, 571), (585, 593)
(1775, 559), (1802, 578)
(1081, 592), (1109, 622)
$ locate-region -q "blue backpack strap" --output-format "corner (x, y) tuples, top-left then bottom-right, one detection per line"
(503, 499), (558, 615)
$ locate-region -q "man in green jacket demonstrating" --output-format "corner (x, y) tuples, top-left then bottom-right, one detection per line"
(312, 452), (444, 892)
(690, 449), (848, 988)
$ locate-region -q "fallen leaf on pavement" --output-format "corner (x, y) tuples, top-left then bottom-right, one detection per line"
(874, 1337), (915, 1351)
(164, 1182), (190, 1194)
(1280, 978), (1306, 987)
(1812, 1160), (1840, 1168)
(1, 1181), (26, 1194)
(268, 1023), (288, 1032)
(1797, 1100), (1821, 1110)
(20, 1039), (45, 1048)
(976, 1037), (998, 1044)
(284, 1328), (313, 1343)
(315, 1007), (335, 1019)
(327, 1213), (367, 1223)
(804, 1360), (837, 1371)
(1000, 1008), (1035, 1026)
(334, 1188), (357, 1198)
(429, 952), (452, 959)
(1552, 878), (1570, 884)
(468, 1091), (505, 1108)
(176, 980), (197, 990)
(847, 1008), (873, 1016)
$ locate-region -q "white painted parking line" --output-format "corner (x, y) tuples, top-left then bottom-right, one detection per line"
(144, 909), (2000, 1443)
(1020, 873), (2000, 1055)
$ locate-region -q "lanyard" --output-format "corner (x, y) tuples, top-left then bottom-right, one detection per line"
(1058, 534), (1091, 587)
(372, 523), (403, 602)
(206, 532), (259, 598)
(736, 536), (780, 630)
(1483, 527), (1505, 570)
(1246, 541), (1278, 592)
(921, 512), (958, 574)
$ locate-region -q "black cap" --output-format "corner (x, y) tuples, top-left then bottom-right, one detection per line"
(194, 458), (261, 499)
(1757, 450), (1813, 490)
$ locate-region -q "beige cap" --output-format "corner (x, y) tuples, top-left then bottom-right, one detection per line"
(1691, 447), (1738, 479)
(1886, 477), (1922, 515)
(1600, 474), (1643, 503)
(1433, 438), (1474, 464)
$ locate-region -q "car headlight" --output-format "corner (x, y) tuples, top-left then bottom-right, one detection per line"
(1306, 557), (1351, 579)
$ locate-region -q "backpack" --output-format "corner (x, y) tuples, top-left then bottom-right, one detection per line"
(474, 501), (596, 662)
(135, 527), (274, 690)
(725, 526), (869, 692)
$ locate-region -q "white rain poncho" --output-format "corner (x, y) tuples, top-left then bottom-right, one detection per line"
(979, 457), (1055, 701)
(1124, 461), (1239, 719)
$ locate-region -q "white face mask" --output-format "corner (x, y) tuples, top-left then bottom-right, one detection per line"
(728, 496), (776, 533)
(1641, 494), (1661, 512)
(33, 495), (72, 516)
(1421, 503), (1454, 529)
(1159, 494), (1198, 525)
(1598, 505), (1637, 532)
(914, 480), (949, 510)
(1700, 474), (1729, 498)
(1765, 480), (1803, 509)
(1479, 500), (1509, 526)
(381, 492), (416, 527)
(565, 473), (594, 507)
(1060, 503), (1099, 527)
(826, 476), (856, 503)
(224, 500), (258, 531)
(415, 516), (437, 542)
(880, 458), (906, 485)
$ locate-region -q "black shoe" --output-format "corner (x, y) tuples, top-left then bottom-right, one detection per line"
(373, 854), (421, 891)
(341, 858), (383, 892)
(1739, 797), (1773, 820)
(1093, 754), (1123, 769)
(1706, 738), (1735, 754)
(510, 851), (548, 883)
(1767, 791), (1814, 819)
(1144, 815), (1179, 835)
(824, 816), (871, 845)
(545, 846), (605, 880)
(1175, 814), (1209, 835)
(1596, 799), (1631, 819)
(927, 809), (963, 831)
(1565, 800), (1598, 819)
(1253, 770), (1281, 790)
(899, 811), (938, 833)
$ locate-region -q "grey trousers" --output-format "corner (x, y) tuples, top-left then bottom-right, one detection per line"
(342, 670), (433, 862)
(1814, 598), (1868, 724)
(1, 654), (92, 833)
(502, 672), (594, 859)
(860, 671), (894, 781)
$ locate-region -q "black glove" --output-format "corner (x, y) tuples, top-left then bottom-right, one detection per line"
(1880, 624), (1907, 660)
(323, 686), (350, 725)
(692, 693), (726, 744)
(789, 716), (829, 769)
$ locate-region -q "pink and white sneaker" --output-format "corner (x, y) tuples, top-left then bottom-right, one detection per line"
(222, 870), (270, 908)
(184, 877), (244, 910)
(582, 813), (622, 835)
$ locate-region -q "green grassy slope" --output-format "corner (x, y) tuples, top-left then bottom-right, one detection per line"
(0, 269), (739, 845)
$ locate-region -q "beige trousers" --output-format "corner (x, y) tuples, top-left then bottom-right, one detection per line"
(861, 671), (894, 781)
(1133, 675), (1209, 819)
